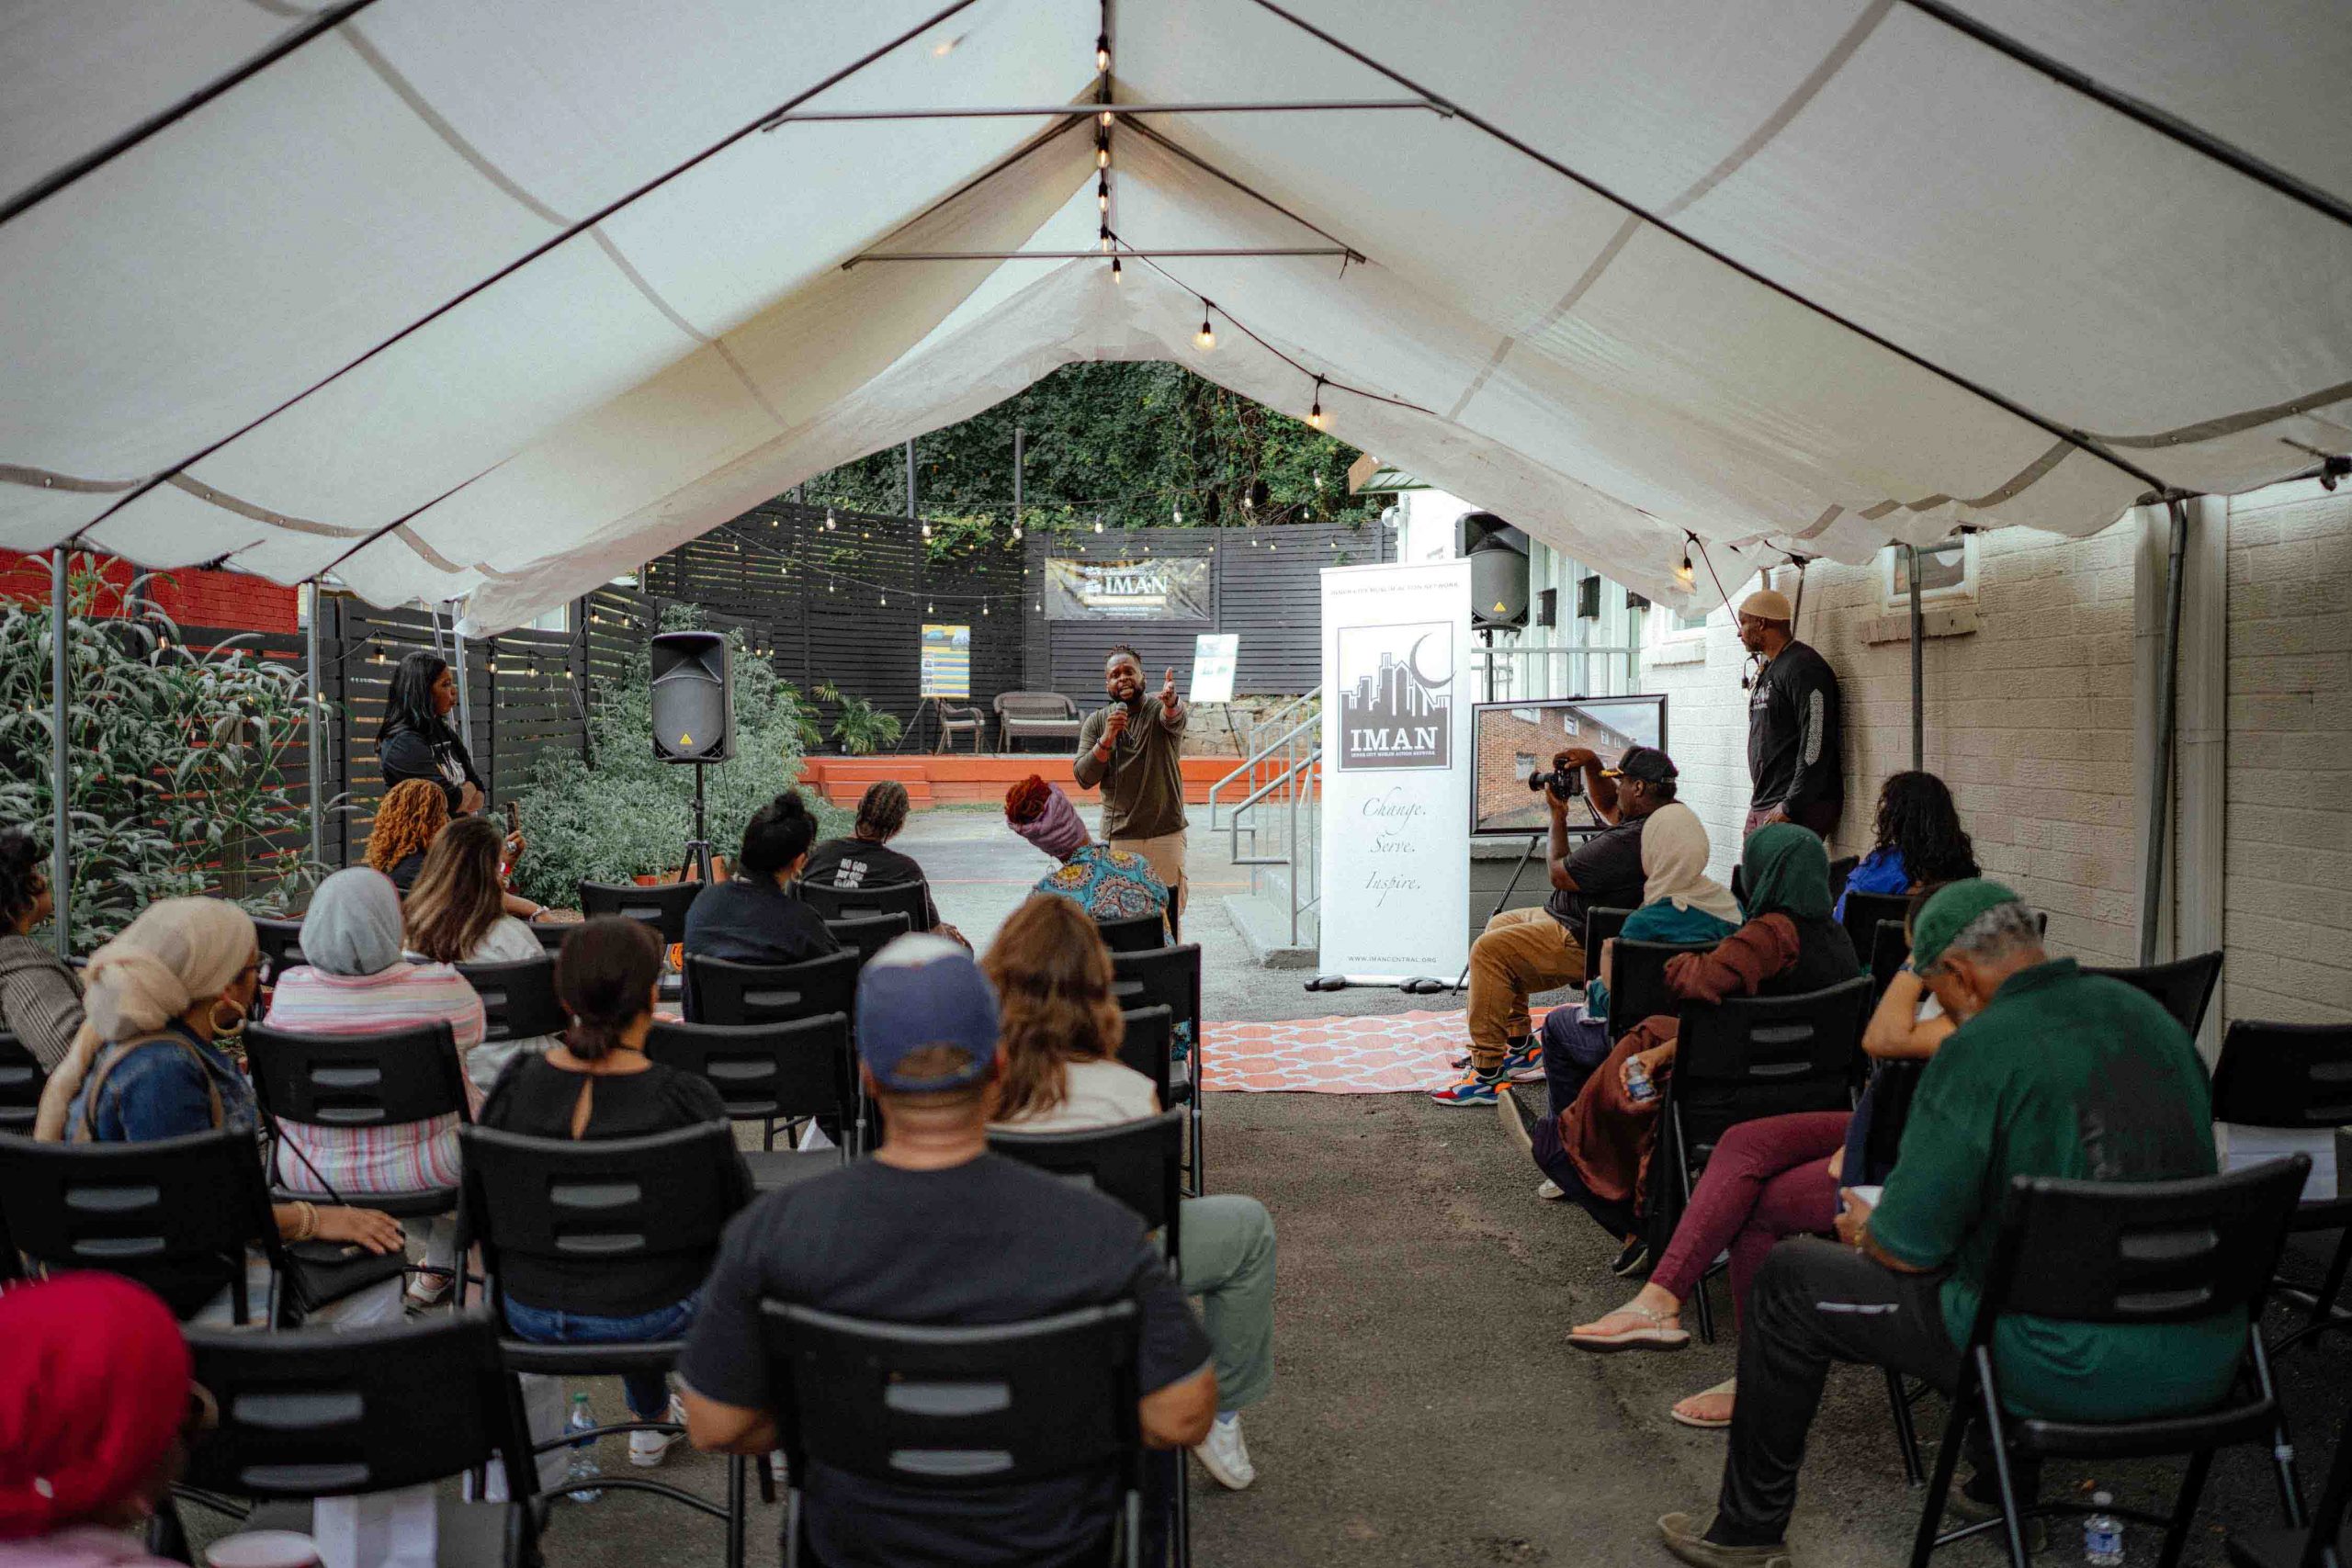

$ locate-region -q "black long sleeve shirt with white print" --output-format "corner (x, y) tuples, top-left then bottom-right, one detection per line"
(1747, 639), (1843, 813)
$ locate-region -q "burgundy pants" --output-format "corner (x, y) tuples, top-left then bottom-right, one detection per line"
(1648, 1111), (1849, 1332)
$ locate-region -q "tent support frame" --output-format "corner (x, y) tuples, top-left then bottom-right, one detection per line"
(1909, 547), (1924, 772)
(769, 98), (1442, 125)
(50, 547), (70, 958)
(847, 246), (1356, 266)
(307, 582), (327, 870)
(2136, 496), (2191, 966)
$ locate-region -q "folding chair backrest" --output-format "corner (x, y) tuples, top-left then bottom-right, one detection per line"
(252, 916), (308, 986)
(763, 1299), (1142, 1489)
(1114, 1006), (1174, 1109)
(184, 1313), (528, 1500)
(685, 949), (861, 1027)
(1981, 1156), (2309, 1330)
(1608, 939), (1720, 1043)
(1581, 907), (1634, 970)
(2084, 950), (2224, 1038)
(458, 1121), (744, 1305)
(1838, 891), (1911, 969)
(796, 878), (930, 929)
(646, 1016), (852, 1125)
(1094, 911), (1168, 954)
(578, 878), (700, 945)
(2210, 1020), (2352, 1131)
(1860, 1058), (1927, 1176)
(1673, 976), (1871, 1145)
(1867, 919), (1911, 1010)
(531, 920), (573, 953)
(0, 1030), (40, 1133)
(1109, 945), (1201, 1045)
(989, 1110), (1185, 1258)
(243, 1022), (467, 1129)
(0, 1128), (273, 1311)
(1827, 855), (1859, 904)
(825, 911), (912, 968)
(455, 956), (566, 1043)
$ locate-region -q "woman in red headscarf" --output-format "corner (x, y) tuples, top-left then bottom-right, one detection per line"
(0, 1274), (194, 1567)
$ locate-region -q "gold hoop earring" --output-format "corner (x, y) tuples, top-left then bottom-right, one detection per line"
(209, 997), (247, 1039)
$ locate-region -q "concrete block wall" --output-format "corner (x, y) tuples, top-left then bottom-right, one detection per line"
(2223, 479), (2352, 1023)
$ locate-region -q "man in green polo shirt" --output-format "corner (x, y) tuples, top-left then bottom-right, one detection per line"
(1660, 880), (2238, 1568)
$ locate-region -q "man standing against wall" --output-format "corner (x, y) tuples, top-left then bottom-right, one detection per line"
(1738, 588), (1843, 840)
(1075, 644), (1191, 936)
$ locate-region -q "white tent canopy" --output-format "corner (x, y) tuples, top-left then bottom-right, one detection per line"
(5, 0), (2347, 632)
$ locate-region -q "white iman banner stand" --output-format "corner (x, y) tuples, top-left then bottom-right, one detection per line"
(1317, 559), (1473, 982)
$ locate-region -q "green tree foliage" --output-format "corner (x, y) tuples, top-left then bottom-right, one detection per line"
(0, 560), (324, 948)
(512, 605), (843, 906)
(800, 362), (1377, 538)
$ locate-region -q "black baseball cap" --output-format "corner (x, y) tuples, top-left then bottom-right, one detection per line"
(1602, 745), (1679, 784)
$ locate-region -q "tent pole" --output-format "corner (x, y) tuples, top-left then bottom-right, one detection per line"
(905, 439), (918, 519)
(773, 97), (1438, 123)
(450, 605), (472, 773)
(49, 547), (70, 958)
(1908, 547), (1924, 772)
(2136, 497), (2190, 966)
(307, 581), (326, 870)
(1012, 425), (1025, 528)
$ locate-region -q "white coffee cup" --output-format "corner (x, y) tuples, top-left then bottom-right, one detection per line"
(204, 1530), (322, 1568)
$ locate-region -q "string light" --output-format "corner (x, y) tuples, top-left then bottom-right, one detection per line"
(1194, 309), (1216, 351)
(1095, 34), (1110, 71)
(920, 520), (932, 538)
(1098, 180), (1109, 213)
(824, 509), (836, 531)
(1092, 517), (1104, 533)
(1306, 377), (1327, 430)
(1099, 107), (1114, 129)
(1111, 256), (1123, 284)
(1096, 137), (1110, 169)
(1675, 541), (1696, 590)
(1100, 226), (1113, 254)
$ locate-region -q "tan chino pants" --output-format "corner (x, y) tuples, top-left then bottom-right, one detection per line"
(1465, 907), (1588, 1073)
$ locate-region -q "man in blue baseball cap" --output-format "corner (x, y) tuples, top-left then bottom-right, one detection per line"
(678, 933), (1215, 1568)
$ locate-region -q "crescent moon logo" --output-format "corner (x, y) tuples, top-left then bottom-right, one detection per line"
(1407, 631), (1452, 689)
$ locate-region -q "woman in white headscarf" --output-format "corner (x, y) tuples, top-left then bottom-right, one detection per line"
(1532, 803), (1741, 1122)
(263, 868), (484, 1306)
(35, 897), (405, 1321)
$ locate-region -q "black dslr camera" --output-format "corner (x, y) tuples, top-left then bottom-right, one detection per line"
(1526, 764), (1584, 802)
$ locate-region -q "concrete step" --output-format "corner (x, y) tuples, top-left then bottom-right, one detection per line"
(1224, 889), (1317, 969)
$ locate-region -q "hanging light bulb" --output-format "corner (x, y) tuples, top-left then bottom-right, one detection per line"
(1100, 226), (1113, 254)
(1674, 544), (1696, 589)
(920, 520), (932, 538)
(926, 600), (935, 613)
(1111, 256), (1123, 284)
(1097, 180), (1109, 212)
(1194, 310), (1216, 351)
(1011, 524), (1023, 541)
(1172, 503), (1182, 525)
(879, 592), (888, 606)
(824, 509), (836, 531)
(982, 602), (990, 615)
(1096, 138), (1110, 169)
(1306, 377), (1327, 430)
(1100, 107), (1114, 129)
(1095, 34), (1110, 71)
(1093, 517), (1104, 534)
(1313, 471), (1323, 491)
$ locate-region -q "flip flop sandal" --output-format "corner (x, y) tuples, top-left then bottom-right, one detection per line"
(1669, 1378), (1738, 1429)
(1566, 1305), (1691, 1352)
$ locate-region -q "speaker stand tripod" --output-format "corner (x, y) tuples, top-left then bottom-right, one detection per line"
(674, 761), (717, 886)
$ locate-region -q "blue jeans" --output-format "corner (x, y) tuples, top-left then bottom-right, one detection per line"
(503, 1292), (702, 1419)
(1538, 1004), (1613, 1119)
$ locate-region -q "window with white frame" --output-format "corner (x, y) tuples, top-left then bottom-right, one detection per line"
(1880, 535), (1976, 610)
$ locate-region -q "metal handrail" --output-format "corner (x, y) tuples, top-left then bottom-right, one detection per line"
(1209, 696), (1320, 830)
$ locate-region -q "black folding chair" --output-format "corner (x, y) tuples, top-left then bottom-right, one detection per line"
(0, 1029), (40, 1132)
(2211, 1020), (2352, 1355)
(2227, 1386), (2352, 1568)
(647, 1014), (860, 1181)
(2086, 950), (2225, 1038)
(1840, 890), (1912, 970)
(455, 957), (567, 1045)
(0, 1127), (399, 1326)
(244, 1021), (469, 1221)
(529, 920), (573, 954)
(794, 877), (931, 930)
(825, 911), (912, 968)
(1581, 906), (1634, 974)
(579, 879), (700, 946)
(1868, 918), (1912, 1009)
(1605, 938), (1720, 1046)
(1659, 976), (1871, 1345)
(175, 1313), (541, 1568)
(760, 1300), (1147, 1568)
(1095, 911), (1170, 954)
(1828, 854), (1859, 904)
(252, 914), (308, 986)
(1910, 1158), (2312, 1568)
(457, 1121), (753, 1564)
(1111, 945), (1204, 1192)
(685, 950), (861, 1029)
(1117, 1006), (1175, 1111)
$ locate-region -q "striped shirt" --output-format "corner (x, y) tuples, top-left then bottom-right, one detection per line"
(263, 963), (486, 1197)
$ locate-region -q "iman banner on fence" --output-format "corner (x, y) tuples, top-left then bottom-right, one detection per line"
(1045, 556), (1210, 621)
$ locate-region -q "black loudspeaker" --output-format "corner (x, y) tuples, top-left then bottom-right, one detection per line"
(650, 632), (734, 763)
(1464, 510), (1529, 631)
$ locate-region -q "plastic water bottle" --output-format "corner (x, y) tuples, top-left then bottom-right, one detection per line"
(1624, 1058), (1658, 1104)
(563, 1393), (604, 1504)
(2083, 1492), (2122, 1565)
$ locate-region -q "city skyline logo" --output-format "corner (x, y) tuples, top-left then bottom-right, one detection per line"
(1336, 622), (1453, 771)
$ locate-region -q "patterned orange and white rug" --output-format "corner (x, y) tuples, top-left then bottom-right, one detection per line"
(1197, 1008), (1554, 1094)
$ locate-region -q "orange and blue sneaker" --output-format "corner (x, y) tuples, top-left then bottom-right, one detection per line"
(1430, 1066), (1505, 1107)
(1501, 1037), (1545, 1084)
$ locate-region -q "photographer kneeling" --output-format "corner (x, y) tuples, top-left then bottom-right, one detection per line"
(1432, 746), (1678, 1108)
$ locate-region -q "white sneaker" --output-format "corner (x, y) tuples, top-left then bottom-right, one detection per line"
(1536, 1179), (1565, 1201)
(628, 1395), (686, 1469)
(1193, 1414), (1255, 1491)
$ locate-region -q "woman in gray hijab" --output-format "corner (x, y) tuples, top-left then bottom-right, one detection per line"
(263, 867), (486, 1308)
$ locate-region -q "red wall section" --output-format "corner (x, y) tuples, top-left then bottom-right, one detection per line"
(0, 551), (300, 634)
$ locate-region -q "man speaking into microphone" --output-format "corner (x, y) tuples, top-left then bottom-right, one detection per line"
(1074, 643), (1191, 934)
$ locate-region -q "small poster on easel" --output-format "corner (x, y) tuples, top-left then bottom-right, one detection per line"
(1191, 633), (1238, 704)
(920, 624), (970, 698)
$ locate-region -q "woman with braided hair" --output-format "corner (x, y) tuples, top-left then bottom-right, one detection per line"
(1833, 771), (1978, 920)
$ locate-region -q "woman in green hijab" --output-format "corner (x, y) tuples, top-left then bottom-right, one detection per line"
(1513, 825), (1862, 1292)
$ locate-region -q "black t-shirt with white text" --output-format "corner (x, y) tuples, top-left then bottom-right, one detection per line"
(798, 837), (939, 928)
(378, 718), (482, 815)
(1747, 639), (1843, 813)
(1545, 815), (1647, 936)
(678, 1154), (1212, 1568)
